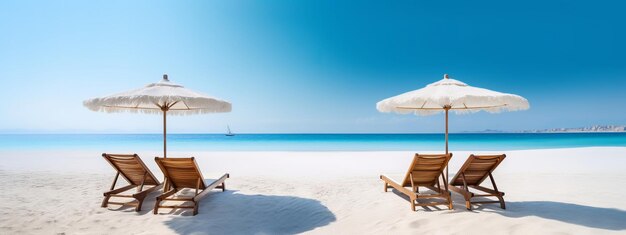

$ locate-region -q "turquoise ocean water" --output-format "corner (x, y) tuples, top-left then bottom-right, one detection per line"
(0, 133), (625, 152)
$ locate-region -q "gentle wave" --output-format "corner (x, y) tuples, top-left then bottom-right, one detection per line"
(1, 133), (625, 151)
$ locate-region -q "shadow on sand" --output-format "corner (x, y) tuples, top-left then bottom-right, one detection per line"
(162, 190), (336, 234)
(390, 188), (449, 212)
(104, 190), (162, 215)
(493, 201), (626, 231)
(393, 189), (626, 231)
(451, 194), (626, 231)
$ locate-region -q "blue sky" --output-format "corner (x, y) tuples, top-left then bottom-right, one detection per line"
(1, 0), (625, 133)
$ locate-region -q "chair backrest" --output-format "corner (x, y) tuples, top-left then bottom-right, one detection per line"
(102, 153), (160, 186)
(154, 157), (206, 189)
(401, 153), (452, 187)
(449, 154), (506, 186)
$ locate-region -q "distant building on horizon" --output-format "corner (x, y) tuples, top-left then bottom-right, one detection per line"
(522, 125), (626, 133)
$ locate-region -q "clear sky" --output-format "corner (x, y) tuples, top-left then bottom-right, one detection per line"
(1, 0), (625, 133)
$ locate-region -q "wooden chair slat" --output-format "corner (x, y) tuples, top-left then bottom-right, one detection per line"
(153, 157), (229, 216)
(380, 153), (453, 211)
(101, 153), (163, 212)
(448, 154), (506, 210)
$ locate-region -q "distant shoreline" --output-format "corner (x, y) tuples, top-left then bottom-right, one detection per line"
(2, 126), (624, 135)
(1, 133), (625, 152)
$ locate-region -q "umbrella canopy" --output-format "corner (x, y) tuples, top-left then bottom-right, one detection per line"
(376, 74), (529, 116)
(84, 74), (231, 115)
(376, 74), (529, 179)
(84, 74), (231, 157)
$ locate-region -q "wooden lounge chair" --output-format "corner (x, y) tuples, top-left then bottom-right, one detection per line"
(380, 153), (453, 211)
(101, 153), (163, 212)
(153, 157), (229, 215)
(448, 154), (506, 210)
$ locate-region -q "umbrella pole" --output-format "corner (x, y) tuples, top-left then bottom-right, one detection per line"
(445, 108), (449, 154)
(163, 109), (167, 158)
(445, 106), (449, 181)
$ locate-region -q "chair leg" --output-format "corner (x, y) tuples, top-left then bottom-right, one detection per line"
(488, 172), (506, 210)
(134, 193), (147, 212)
(153, 199), (161, 214)
(411, 200), (416, 211)
(498, 196), (506, 209)
(383, 182), (388, 192)
(221, 182), (226, 192)
(193, 201), (199, 216)
(102, 172), (119, 208)
(135, 199), (144, 212)
(447, 192), (453, 210)
(101, 196), (111, 208)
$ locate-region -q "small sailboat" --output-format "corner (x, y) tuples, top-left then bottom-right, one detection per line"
(226, 125), (235, 136)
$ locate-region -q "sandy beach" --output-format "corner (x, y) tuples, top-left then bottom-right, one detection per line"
(3, 0), (626, 234)
(1, 147), (625, 234)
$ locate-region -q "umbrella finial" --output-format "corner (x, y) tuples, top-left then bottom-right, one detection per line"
(163, 74), (169, 81)
(444, 74), (449, 79)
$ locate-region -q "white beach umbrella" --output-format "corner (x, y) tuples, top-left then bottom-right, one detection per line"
(84, 74), (231, 157)
(376, 74), (529, 178)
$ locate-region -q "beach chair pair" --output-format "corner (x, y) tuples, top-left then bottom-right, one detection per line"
(380, 153), (505, 211)
(101, 153), (229, 215)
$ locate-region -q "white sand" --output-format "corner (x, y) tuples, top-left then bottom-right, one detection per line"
(1, 147), (626, 234)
